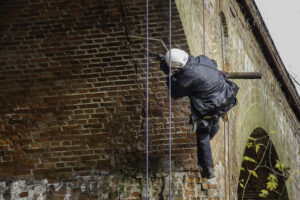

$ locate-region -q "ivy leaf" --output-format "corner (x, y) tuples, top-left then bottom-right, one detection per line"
(243, 156), (257, 163)
(275, 160), (285, 172)
(248, 136), (257, 141)
(247, 142), (253, 148)
(259, 189), (269, 198)
(267, 180), (278, 191)
(255, 144), (263, 153)
(240, 183), (244, 188)
(248, 169), (258, 178)
(267, 174), (277, 182)
(266, 174), (278, 191)
(240, 167), (245, 171)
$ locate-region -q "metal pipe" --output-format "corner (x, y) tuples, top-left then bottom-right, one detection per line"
(227, 72), (262, 79)
(128, 35), (169, 51)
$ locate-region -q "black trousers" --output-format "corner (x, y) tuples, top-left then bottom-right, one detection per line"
(196, 118), (219, 167)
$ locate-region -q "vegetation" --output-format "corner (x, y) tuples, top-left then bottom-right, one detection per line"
(238, 131), (295, 200)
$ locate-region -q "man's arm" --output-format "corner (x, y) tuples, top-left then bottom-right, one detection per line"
(167, 69), (194, 99)
(158, 53), (195, 99)
(158, 54), (169, 75)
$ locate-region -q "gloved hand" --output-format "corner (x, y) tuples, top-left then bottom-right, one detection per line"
(157, 53), (169, 75)
(219, 70), (228, 78)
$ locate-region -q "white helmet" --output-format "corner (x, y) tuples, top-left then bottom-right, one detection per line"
(165, 48), (188, 68)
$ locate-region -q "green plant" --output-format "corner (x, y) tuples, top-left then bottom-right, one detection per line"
(239, 134), (293, 200)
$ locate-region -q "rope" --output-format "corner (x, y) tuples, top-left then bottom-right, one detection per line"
(202, 0), (205, 55)
(146, 0), (149, 198)
(228, 118), (231, 200)
(219, 6), (233, 200)
(219, 2), (229, 199)
(168, 0), (172, 199)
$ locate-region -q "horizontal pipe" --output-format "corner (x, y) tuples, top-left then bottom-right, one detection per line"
(227, 72), (262, 79)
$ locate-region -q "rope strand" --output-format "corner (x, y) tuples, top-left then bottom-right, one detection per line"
(168, 0), (172, 199)
(219, 3), (229, 198)
(228, 119), (231, 200)
(146, 0), (149, 199)
(203, 0), (205, 55)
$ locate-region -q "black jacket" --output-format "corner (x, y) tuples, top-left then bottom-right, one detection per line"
(168, 55), (239, 120)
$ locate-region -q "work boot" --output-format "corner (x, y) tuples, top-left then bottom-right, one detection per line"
(201, 166), (215, 179)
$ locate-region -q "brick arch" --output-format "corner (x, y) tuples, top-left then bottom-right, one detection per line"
(235, 103), (265, 159)
(234, 99), (296, 199)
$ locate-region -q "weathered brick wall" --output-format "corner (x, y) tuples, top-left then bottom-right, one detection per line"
(0, 0), (191, 176)
(0, 0), (220, 199)
(1, 0), (300, 199)
(0, 172), (220, 200)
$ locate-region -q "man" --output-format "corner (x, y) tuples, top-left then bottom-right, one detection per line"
(159, 48), (239, 179)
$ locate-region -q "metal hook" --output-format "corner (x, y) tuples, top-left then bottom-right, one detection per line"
(128, 35), (169, 52)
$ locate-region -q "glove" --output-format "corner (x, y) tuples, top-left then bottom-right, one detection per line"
(157, 53), (169, 75)
(219, 70), (228, 78)
(157, 53), (165, 61)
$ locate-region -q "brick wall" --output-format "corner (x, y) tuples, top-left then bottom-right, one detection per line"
(0, 0), (217, 199)
(0, 172), (220, 199)
(1, 0), (300, 199)
(0, 0), (194, 179)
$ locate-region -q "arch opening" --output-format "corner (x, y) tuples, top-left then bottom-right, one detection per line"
(238, 128), (289, 200)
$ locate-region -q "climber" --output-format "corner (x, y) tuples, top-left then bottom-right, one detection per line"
(158, 48), (239, 179)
